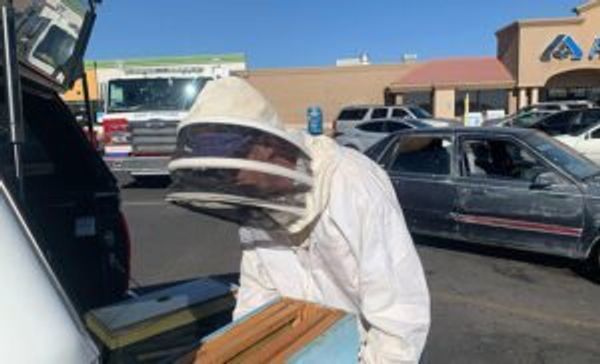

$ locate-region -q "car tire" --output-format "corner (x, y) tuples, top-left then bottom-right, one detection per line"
(588, 242), (600, 277)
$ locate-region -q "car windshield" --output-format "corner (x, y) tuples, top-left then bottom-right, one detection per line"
(107, 77), (208, 112)
(527, 133), (600, 180)
(408, 107), (432, 119)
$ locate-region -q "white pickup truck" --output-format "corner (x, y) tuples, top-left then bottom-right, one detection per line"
(1, 1), (135, 362)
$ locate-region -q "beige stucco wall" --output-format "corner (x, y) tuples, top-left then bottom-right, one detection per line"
(496, 25), (520, 81)
(433, 88), (455, 119)
(515, 6), (600, 87)
(236, 64), (416, 129)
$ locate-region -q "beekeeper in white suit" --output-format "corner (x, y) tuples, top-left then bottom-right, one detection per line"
(167, 77), (430, 363)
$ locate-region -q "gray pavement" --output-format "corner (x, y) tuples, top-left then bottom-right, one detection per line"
(120, 180), (600, 363)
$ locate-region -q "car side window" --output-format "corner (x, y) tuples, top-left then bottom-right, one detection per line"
(579, 110), (600, 128)
(365, 136), (394, 161)
(338, 109), (368, 121)
(371, 108), (388, 119)
(537, 112), (575, 136)
(357, 121), (387, 133)
(392, 108), (409, 118)
(591, 127), (600, 139)
(461, 138), (548, 183)
(388, 136), (452, 176)
(385, 121), (411, 133)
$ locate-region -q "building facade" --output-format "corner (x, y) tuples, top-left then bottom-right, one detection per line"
(62, 1), (600, 130)
(237, 0), (600, 128)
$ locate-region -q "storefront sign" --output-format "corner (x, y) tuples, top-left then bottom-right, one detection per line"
(590, 38), (600, 60)
(541, 35), (583, 61)
(542, 35), (600, 61)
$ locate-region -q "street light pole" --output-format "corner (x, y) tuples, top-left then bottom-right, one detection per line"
(1, 0), (25, 200)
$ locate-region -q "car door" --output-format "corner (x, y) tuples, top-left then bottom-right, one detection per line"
(454, 134), (584, 256)
(383, 133), (459, 238)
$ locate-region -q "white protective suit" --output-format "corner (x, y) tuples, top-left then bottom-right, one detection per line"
(168, 77), (430, 363)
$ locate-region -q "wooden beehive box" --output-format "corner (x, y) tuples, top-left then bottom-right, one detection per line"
(177, 298), (359, 364)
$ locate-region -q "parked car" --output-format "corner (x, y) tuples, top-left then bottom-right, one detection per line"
(483, 110), (555, 127)
(334, 118), (430, 152)
(555, 121), (600, 165)
(526, 108), (600, 137)
(519, 100), (595, 114)
(333, 104), (450, 133)
(366, 127), (600, 274)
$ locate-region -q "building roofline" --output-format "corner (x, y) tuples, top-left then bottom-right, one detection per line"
(496, 16), (584, 35)
(85, 53), (246, 69)
(236, 62), (416, 77)
(575, 0), (600, 15)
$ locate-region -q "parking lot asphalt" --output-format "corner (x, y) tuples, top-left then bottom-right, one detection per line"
(120, 178), (600, 363)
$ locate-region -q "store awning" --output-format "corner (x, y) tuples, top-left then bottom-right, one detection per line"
(388, 57), (515, 92)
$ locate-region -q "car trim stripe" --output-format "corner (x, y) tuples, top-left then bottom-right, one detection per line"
(453, 213), (582, 238)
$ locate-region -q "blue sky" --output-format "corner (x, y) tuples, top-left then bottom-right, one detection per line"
(87, 0), (583, 69)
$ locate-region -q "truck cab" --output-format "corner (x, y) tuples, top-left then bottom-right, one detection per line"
(101, 71), (211, 178)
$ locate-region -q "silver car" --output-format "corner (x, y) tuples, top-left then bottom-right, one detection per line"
(334, 118), (431, 152)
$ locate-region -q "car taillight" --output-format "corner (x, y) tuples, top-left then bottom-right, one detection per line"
(103, 118), (130, 145)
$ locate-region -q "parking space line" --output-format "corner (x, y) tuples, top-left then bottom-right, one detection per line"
(437, 292), (600, 331)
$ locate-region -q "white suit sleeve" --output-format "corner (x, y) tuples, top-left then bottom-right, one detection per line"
(232, 230), (279, 320)
(329, 173), (430, 364)
(360, 198), (430, 364)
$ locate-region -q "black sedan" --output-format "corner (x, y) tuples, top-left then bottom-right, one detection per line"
(366, 127), (600, 274)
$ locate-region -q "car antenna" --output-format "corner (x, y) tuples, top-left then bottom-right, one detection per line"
(1, 0), (25, 202)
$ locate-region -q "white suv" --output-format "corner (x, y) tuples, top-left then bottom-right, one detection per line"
(333, 105), (449, 132)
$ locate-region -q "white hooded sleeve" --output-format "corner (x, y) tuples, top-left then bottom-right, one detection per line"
(232, 229), (279, 320)
(359, 197), (431, 363)
(328, 158), (431, 364)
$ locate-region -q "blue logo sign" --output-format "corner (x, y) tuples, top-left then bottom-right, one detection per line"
(590, 38), (600, 60)
(541, 35), (583, 62)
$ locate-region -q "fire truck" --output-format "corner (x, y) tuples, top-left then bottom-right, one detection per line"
(100, 66), (217, 179)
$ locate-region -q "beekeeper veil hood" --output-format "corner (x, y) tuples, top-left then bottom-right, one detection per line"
(167, 77), (313, 231)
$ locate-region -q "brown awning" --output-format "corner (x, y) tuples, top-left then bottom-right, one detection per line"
(388, 57), (515, 92)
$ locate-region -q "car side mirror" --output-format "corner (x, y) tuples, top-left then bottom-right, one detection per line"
(530, 172), (559, 190)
